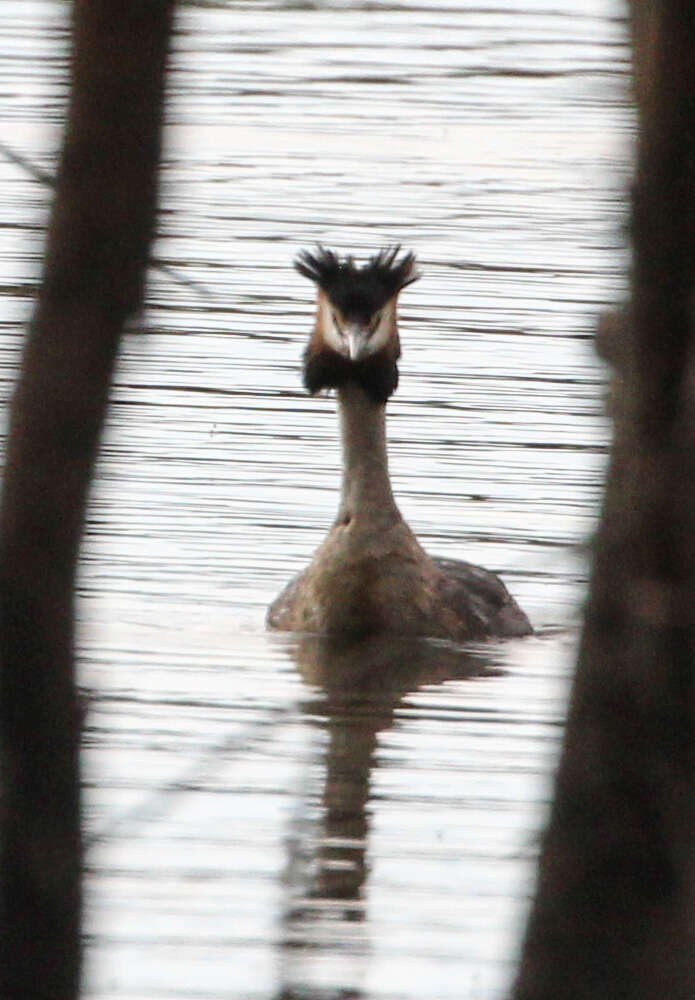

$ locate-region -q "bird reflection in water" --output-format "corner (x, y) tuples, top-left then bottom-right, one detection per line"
(275, 632), (508, 999)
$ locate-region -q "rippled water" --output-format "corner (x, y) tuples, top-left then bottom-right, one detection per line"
(0, 1), (631, 997)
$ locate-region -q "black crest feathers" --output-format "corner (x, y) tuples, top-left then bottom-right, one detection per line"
(295, 245), (419, 320)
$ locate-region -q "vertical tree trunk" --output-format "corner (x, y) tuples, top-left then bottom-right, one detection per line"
(0, 3), (174, 997)
(512, 2), (695, 997)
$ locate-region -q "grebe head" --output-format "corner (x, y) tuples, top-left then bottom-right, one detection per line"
(296, 246), (420, 403)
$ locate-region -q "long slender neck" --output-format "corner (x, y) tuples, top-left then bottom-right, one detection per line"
(336, 382), (401, 526)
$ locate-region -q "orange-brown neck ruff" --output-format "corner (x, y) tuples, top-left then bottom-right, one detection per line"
(303, 340), (399, 403)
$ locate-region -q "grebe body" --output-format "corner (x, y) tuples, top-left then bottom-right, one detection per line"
(267, 247), (531, 641)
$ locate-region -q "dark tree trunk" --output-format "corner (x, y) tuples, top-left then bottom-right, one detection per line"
(0, 3), (175, 997)
(512, 3), (695, 997)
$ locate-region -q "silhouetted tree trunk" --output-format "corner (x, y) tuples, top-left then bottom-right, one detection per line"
(512, 3), (695, 997)
(0, 3), (174, 997)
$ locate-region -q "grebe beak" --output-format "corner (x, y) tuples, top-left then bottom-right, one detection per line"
(346, 325), (369, 361)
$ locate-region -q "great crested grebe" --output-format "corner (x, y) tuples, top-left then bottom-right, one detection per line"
(267, 246), (532, 640)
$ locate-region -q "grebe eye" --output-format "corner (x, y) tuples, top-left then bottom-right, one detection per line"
(370, 311), (383, 332)
(331, 310), (342, 331)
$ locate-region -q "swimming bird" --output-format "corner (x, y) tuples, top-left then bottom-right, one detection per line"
(267, 246), (532, 640)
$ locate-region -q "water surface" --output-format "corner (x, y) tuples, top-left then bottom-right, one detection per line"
(0, 1), (631, 997)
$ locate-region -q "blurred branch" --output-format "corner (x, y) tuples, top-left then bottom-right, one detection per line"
(0, 137), (212, 300)
(512, 2), (695, 997)
(0, 3), (175, 997)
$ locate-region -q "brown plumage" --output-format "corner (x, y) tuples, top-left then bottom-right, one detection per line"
(267, 246), (532, 640)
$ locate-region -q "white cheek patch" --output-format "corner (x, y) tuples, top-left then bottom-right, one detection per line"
(324, 317), (346, 354)
(369, 309), (392, 353)
(317, 292), (347, 354)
